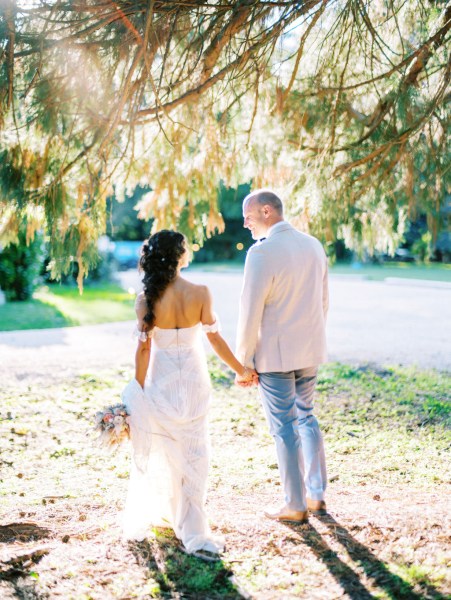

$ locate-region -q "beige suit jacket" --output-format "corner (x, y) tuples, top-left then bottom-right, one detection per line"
(236, 221), (328, 372)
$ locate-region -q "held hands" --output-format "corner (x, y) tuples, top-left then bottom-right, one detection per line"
(235, 366), (259, 387)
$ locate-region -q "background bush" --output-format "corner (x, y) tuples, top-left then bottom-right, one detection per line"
(0, 230), (45, 301)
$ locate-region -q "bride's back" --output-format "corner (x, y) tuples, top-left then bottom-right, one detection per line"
(153, 277), (205, 329)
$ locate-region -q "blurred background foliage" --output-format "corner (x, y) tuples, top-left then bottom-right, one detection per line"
(0, 226), (44, 300)
(106, 181), (254, 263)
(0, 0), (450, 299)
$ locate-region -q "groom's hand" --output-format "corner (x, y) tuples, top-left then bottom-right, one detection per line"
(235, 368), (258, 387)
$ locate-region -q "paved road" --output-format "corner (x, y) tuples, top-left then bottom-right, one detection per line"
(1, 270), (450, 388)
(119, 269), (451, 370)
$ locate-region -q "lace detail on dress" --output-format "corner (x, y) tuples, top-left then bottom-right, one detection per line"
(133, 325), (153, 342)
(121, 379), (152, 473)
(202, 314), (221, 334)
(122, 313), (225, 554)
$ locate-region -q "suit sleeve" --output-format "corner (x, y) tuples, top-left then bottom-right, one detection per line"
(322, 254), (329, 321)
(236, 246), (273, 369)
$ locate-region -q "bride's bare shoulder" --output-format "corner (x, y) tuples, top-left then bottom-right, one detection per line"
(184, 280), (210, 298)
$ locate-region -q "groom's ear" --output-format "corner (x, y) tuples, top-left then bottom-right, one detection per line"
(262, 205), (271, 217)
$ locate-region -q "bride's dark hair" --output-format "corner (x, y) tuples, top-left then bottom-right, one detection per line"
(139, 230), (186, 328)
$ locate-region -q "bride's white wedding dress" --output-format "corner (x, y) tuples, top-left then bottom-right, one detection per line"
(121, 320), (224, 554)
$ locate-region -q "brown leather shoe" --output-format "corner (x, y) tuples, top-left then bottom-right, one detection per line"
(307, 499), (327, 514)
(264, 506), (308, 523)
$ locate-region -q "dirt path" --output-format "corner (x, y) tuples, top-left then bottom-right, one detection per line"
(0, 322), (134, 388)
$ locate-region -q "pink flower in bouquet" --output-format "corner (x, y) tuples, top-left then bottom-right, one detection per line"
(93, 402), (130, 449)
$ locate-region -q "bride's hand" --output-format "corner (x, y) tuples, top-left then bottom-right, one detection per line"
(235, 367), (258, 387)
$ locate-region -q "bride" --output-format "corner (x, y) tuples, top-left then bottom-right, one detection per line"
(121, 230), (256, 554)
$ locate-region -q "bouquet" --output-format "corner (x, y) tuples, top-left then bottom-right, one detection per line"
(94, 403), (131, 448)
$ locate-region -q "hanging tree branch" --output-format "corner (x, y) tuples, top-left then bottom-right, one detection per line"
(0, 0), (449, 275)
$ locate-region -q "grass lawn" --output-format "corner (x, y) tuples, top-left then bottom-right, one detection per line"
(191, 260), (451, 282)
(330, 261), (451, 282)
(0, 283), (135, 331)
(1, 361), (449, 599)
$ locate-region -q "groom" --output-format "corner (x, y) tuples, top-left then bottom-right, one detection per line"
(235, 189), (329, 522)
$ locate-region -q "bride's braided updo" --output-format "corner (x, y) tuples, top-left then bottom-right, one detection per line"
(139, 230), (186, 328)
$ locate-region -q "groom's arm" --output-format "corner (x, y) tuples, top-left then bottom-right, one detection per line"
(322, 254), (329, 321)
(236, 246), (272, 369)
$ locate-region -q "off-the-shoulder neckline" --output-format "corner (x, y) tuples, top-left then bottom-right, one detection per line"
(153, 320), (217, 331)
(153, 323), (201, 331)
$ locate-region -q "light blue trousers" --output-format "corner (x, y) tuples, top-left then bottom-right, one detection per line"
(258, 367), (327, 511)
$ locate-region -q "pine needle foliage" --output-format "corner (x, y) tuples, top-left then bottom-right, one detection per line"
(0, 1), (449, 284)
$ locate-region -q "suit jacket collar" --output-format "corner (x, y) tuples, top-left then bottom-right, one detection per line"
(267, 220), (293, 238)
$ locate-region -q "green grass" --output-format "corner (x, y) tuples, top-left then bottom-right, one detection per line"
(0, 283), (135, 331)
(330, 261), (451, 282)
(315, 363), (451, 486)
(0, 298), (70, 330)
(208, 359), (451, 490)
(1, 362), (450, 598)
(191, 260), (451, 281)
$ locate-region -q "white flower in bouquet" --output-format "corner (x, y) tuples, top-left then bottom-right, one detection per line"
(93, 403), (130, 450)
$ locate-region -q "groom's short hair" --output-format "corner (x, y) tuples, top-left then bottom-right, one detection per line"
(244, 189), (283, 215)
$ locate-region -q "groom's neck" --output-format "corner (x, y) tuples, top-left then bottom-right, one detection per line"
(264, 215), (284, 234)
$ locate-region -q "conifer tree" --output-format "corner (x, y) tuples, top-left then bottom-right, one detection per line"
(0, 1), (449, 286)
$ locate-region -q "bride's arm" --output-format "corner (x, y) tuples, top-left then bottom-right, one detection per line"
(206, 332), (247, 378)
(134, 292), (151, 389)
(135, 337), (151, 389)
(201, 287), (256, 381)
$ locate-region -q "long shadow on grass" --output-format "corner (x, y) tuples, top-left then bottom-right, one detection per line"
(0, 523), (52, 592)
(0, 522), (52, 544)
(129, 531), (246, 599)
(285, 515), (446, 600)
